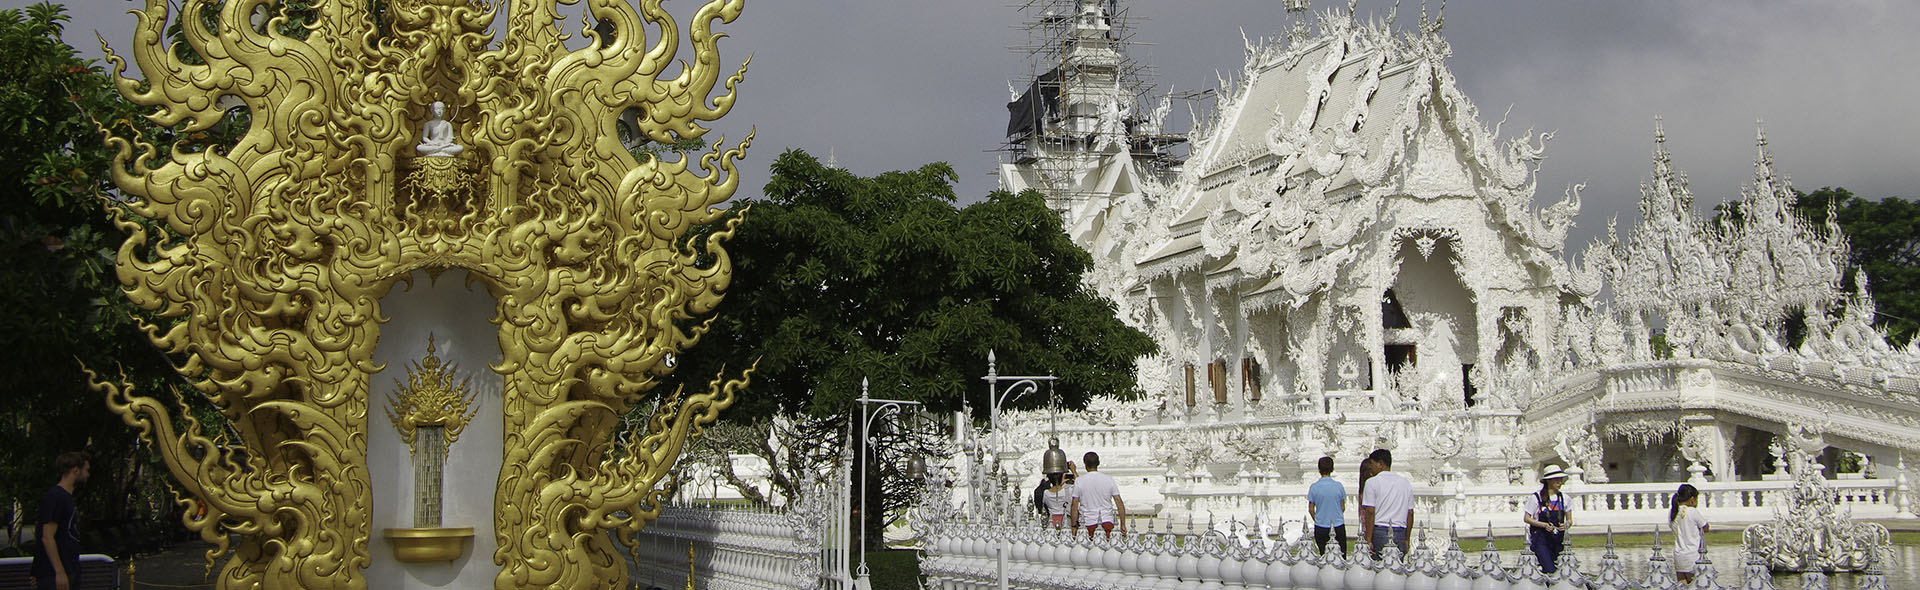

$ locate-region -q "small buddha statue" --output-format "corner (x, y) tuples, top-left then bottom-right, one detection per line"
(416, 101), (463, 157)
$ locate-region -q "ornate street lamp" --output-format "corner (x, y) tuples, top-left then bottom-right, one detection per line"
(854, 377), (922, 590)
(980, 350), (1057, 523)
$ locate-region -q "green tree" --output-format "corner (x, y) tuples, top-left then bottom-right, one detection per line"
(0, 2), (189, 543)
(667, 149), (1153, 548)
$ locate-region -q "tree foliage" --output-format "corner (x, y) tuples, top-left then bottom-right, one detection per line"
(664, 149), (1153, 550)
(672, 149), (1154, 421)
(0, 2), (187, 534)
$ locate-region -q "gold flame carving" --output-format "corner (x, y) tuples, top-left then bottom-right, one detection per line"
(85, 0), (753, 588)
(385, 335), (479, 455)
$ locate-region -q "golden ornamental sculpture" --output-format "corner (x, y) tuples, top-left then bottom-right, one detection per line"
(385, 335), (480, 457)
(85, 0), (754, 587)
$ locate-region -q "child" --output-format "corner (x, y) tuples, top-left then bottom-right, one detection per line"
(1670, 484), (1709, 583)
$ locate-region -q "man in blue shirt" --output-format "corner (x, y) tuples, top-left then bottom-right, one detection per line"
(1306, 456), (1347, 556)
(32, 452), (88, 590)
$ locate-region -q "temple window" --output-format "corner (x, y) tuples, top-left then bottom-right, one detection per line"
(1241, 358), (1262, 401)
(1184, 364), (1196, 407)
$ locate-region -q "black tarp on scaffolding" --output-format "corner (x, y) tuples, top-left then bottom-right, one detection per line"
(1006, 68), (1064, 138)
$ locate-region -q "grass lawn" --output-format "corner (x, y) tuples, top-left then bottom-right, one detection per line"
(864, 550), (922, 590)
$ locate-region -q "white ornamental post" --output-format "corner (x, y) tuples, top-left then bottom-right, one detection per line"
(1896, 454), (1915, 520)
(853, 379), (922, 590)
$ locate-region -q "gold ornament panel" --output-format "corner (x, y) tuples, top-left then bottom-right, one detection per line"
(89, 1), (753, 588)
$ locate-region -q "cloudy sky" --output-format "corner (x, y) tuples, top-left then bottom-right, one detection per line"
(39, 0), (1920, 248)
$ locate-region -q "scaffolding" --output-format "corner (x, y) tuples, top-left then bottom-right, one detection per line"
(999, 0), (1190, 198)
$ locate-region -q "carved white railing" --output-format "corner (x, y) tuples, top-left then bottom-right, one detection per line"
(620, 452), (854, 589)
(619, 506), (826, 589)
(1152, 477), (1901, 532)
(919, 518), (1890, 590)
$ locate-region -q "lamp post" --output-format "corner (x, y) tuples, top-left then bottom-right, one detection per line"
(980, 350), (1059, 522)
(980, 351), (1056, 590)
(855, 377), (922, 590)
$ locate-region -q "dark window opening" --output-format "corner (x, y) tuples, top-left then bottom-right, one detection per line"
(1184, 364), (1196, 407)
(1462, 364), (1477, 407)
(1242, 358), (1263, 401)
(1386, 345), (1417, 374)
(1209, 361), (1229, 404)
(1382, 290), (1411, 329)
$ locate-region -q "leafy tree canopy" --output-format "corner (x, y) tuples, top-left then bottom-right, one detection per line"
(0, 2), (184, 527)
(670, 149), (1154, 421)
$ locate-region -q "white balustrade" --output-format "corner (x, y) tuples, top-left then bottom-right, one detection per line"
(618, 504), (837, 589)
(1149, 476), (1900, 533)
(918, 515), (1889, 590)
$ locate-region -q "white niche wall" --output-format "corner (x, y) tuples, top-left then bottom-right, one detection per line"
(366, 270), (503, 589)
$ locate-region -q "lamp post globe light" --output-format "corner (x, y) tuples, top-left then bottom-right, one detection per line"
(854, 377), (922, 590)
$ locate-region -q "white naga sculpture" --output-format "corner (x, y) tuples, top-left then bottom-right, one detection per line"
(416, 101), (464, 157)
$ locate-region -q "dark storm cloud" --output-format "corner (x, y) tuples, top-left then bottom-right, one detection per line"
(40, 0), (1919, 249)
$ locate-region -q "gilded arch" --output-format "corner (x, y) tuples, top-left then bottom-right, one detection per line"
(85, 0), (754, 587)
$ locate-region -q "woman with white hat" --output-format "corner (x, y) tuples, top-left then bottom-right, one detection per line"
(1522, 465), (1573, 573)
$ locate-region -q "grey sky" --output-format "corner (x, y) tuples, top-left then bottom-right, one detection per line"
(32, 0), (1920, 249)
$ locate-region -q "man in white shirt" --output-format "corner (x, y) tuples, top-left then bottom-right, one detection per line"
(1068, 451), (1126, 538)
(1358, 448), (1413, 559)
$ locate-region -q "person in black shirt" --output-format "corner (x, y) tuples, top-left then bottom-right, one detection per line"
(31, 452), (88, 590)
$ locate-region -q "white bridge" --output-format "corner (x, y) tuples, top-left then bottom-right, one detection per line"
(992, 353), (1920, 532)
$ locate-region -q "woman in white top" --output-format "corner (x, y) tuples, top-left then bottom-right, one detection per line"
(1522, 465), (1573, 573)
(1041, 472), (1074, 527)
(1670, 483), (1709, 583)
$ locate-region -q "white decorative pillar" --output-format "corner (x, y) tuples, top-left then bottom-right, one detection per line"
(1713, 422), (1740, 482)
(1896, 454), (1916, 520)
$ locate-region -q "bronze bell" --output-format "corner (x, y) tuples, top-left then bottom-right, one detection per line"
(1042, 438), (1069, 475)
(906, 455), (928, 480)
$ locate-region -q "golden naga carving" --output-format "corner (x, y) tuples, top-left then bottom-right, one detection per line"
(85, 0), (753, 587)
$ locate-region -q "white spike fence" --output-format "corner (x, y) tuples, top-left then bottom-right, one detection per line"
(919, 520), (1892, 590)
(620, 452), (856, 589)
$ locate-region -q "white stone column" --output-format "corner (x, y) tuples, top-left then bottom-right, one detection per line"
(1713, 422), (1740, 482)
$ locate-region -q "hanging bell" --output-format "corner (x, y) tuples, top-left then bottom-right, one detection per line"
(1042, 438), (1069, 475)
(906, 455), (928, 480)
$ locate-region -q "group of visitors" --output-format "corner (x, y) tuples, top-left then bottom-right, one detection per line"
(1305, 451), (1709, 578)
(1031, 451), (1127, 537)
(1305, 449), (1413, 559)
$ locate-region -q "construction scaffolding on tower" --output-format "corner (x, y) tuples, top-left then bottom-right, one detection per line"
(999, 0), (1194, 199)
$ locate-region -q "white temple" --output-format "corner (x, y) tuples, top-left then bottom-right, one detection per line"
(993, 1), (1920, 523)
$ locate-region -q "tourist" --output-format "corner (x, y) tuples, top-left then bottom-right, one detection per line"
(1670, 484), (1709, 583)
(1032, 476), (1052, 521)
(1069, 451), (1126, 538)
(1358, 449), (1412, 559)
(31, 452), (89, 590)
(1307, 456), (1348, 556)
(1039, 473), (1075, 527)
(1356, 456), (1376, 504)
(1523, 465), (1573, 573)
